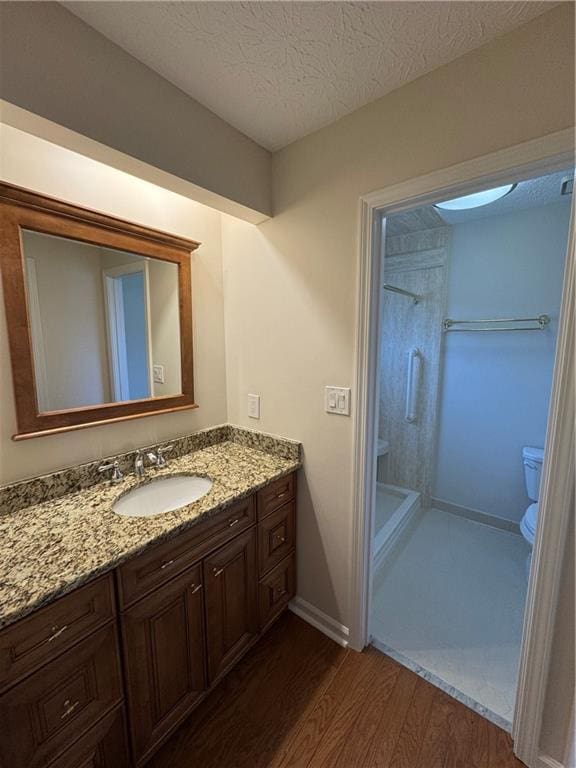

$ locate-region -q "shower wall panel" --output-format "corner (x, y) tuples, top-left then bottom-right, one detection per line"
(379, 231), (449, 504)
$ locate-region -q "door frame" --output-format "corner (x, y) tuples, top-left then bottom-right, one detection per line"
(350, 127), (574, 765)
(102, 260), (154, 401)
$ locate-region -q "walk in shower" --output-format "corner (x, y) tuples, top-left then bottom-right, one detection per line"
(372, 217), (449, 567)
(370, 169), (573, 729)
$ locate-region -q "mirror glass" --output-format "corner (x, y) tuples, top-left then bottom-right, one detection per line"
(22, 230), (182, 412)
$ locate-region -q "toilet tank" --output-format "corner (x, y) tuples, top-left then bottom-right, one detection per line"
(523, 446), (545, 501)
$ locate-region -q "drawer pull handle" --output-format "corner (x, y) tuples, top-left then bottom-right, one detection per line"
(277, 492), (287, 499)
(61, 699), (80, 719)
(190, 583), (203, 594)
(228, 518), (240, 527)
(46, 624), (68, 643)
(160, 559), (175, 570)
(213, 567), (224, 577)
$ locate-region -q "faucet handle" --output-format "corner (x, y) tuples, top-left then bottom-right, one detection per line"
(156, 445), (174, 467)
(98, 460), (123, 483)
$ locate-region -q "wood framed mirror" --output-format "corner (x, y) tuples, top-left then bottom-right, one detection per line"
(0, 183), (200, 440)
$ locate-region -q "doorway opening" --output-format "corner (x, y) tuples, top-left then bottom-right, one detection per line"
(357, 158), (574, 744)
(103, 261), (153, 401)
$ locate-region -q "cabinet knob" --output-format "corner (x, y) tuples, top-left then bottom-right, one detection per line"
(213, 567), (224, 577)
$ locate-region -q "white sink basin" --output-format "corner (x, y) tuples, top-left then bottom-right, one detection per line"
(113, 475), (213, 517)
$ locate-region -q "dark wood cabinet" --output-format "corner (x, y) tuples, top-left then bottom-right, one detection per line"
(258, 501), (295, 576)
(204, 527), (258, 684)
(121, 563), (206, 765)
(0, 574), (116, 693)
(0, 624), (123, 768)
(118, 496), (255, 609)
(259, 553), (296, 632)
(48, 705), (131, 768)
(257, 473), (295, 519)
(0, 472), (297, 768)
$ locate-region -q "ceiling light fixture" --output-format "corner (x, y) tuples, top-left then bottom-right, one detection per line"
(434, 184), (516, 211)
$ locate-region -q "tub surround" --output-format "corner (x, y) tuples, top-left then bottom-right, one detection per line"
(0, 426), (301, 630)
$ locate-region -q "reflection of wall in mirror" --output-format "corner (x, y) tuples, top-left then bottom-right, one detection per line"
(23, 231), (112, 411)
(148, 259), (181, 397)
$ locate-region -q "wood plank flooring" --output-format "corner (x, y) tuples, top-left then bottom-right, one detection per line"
(147, 613), (526, 768)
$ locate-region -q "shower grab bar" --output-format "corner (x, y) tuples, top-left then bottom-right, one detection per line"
(383, 284), (421, 304)
(405, 347), (422, 423)
(443, 314), (550, 332)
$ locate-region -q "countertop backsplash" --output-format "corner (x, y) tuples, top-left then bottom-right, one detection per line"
(0, 424), (301, 516)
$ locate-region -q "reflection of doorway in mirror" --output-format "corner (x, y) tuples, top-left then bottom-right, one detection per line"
(103, 262), (153, 401)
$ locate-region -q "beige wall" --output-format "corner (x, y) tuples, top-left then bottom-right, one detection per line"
(24, 232), (113, 410)
(0, 2), (271, 218)
(0, 125), (228, 485)
(148, 259), (182, 398)
(222, 7), (574, 759)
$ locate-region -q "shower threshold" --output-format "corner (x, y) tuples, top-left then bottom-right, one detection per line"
(373, 482), (421, 570)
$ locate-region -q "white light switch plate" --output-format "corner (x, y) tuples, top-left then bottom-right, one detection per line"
(325, 386), (351, 416)
(153, 364), (165, 384)
(247, 393), (261, 419)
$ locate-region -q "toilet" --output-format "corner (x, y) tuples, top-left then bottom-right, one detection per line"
(520, 446), (545, 576)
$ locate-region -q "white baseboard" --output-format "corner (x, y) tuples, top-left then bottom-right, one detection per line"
(431, 497), (520, 534)
(289, 596), (350, 648)
(537, 754), (566, 768)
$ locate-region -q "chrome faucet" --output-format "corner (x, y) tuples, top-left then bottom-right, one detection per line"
(98, 460), (124, 484)
(146, 444), (174, 469)
(134, 450), (146, 478)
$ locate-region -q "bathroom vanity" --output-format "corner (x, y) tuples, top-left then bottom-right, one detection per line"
(0, 183), (302, 766)
(0, 430), (300, 768)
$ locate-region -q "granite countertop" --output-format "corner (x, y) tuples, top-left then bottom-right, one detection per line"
(0, 439), (300, 630)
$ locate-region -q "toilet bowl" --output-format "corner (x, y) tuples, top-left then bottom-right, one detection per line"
(520, 502), (538, 546)
(520, 447), (544, 577)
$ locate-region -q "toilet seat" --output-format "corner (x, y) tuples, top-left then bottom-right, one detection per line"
(520, 502), (538, 545)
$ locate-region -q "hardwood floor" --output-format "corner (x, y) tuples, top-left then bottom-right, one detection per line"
(147, 612), (526, 768)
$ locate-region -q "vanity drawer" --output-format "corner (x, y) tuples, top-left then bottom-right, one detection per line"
(0, 623), (123, 768)
(48, 705), (130, 768)
(118, 494), (256, 608)
(258, 500), (295, 576)
(257, 472), (295, 520)
(259, 553), (296, 632)
(0, 574), (115, 693)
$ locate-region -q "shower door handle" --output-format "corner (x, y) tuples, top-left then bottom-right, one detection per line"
(405, 347), (422, 423)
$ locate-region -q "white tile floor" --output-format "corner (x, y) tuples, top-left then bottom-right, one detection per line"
(371, 508), (530, 726)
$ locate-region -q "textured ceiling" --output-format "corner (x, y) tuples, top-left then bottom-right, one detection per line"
(387, 170), (574, 234)
(62, 1), (555, 151)
(433, 170), (574, 225)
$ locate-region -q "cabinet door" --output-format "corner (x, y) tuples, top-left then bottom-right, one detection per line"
(121, 563), (206, 765)
(204, 528), (258, 684)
